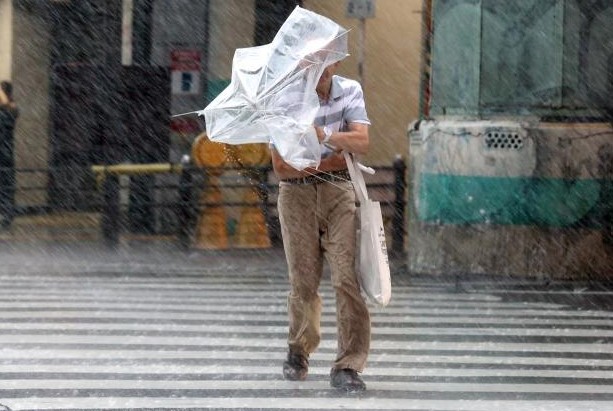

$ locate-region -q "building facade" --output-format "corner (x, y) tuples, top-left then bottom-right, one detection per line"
(1, 0), (422, 209)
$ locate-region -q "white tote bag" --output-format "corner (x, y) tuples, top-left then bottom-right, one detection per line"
(344, 152), (392, 307)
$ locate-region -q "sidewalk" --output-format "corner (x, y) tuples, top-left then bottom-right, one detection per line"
(0, 211), (408, 277)
(0, 212), (101, 243)
(0, 211), (291, 278)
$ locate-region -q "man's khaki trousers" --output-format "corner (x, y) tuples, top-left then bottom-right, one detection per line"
(277, 180), (370, 372)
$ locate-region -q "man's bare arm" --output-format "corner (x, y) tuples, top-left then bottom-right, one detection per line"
(315, 122), (369, 155)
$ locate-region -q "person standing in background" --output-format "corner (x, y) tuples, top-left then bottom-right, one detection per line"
(0, 81), (19, 229)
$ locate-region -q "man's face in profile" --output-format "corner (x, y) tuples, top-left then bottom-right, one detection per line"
(317, 62), (339, 90)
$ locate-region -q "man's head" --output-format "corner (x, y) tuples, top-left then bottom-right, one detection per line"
(316, 62), (340, 96)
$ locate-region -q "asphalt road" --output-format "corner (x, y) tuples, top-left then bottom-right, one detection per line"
(0, 243), (612, 411)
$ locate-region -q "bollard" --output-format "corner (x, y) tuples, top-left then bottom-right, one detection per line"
(392, 154), (407, 256)
(177, 161), (194, 250)
(102, 173), (120, 248)
(128, 175), (155, 234)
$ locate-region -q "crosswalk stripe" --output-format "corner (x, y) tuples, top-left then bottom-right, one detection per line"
(0, 322), (612, 337)
(3, 380), (613, 393)
(3, 316), (613, 328)
(0, 364), (610, 378)
(0, 300), (562, 311)
(5, 397), (613, 411)
(1, 349), (611, 366)
(0, 334), (612, 353)
(0, 296), (613, 318)
(0, 305), (609, 318)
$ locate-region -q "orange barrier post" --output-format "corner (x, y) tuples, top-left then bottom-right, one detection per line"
(191, 133), (229, 250)
(228, 144), (272, 249)
(235, 187), (271, 249)
(193, 181), (229, 250)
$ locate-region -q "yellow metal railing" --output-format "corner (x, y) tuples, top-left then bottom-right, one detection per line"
(91, 163), (183, 176)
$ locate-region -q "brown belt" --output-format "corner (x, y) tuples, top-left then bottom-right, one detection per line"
(280, 169), (351, 185)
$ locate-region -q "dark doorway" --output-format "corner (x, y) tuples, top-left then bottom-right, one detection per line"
(47, 0), (170, 226)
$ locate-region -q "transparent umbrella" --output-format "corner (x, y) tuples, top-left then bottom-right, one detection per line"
(196, 6), (348, 170)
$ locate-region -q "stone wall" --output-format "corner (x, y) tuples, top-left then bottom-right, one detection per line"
(408, 120), (613, 278)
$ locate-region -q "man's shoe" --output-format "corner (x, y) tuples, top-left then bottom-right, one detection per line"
(330, 368), (366, 393)
(282, 351), (308, 381)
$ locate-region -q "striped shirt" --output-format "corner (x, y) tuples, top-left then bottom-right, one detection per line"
(315, 75), (370, 158)
(269, 74), (370, 161)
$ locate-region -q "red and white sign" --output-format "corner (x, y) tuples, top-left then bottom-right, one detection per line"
(171, 50), (201, 95)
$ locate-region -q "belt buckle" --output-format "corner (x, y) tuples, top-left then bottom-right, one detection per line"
(287, 176), (313, 185)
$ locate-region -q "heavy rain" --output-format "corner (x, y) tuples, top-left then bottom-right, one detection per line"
(0, 0), (612, 410)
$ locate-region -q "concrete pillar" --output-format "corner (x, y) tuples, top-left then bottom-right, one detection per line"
(12, 3), (51, 207)
(207, 0), (255, 99)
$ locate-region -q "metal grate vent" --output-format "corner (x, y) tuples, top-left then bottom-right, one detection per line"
(484, 131), (524, 150)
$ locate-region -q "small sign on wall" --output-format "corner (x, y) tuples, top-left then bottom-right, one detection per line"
(171, 50), (201, 95)
(346, 0), (376, 19)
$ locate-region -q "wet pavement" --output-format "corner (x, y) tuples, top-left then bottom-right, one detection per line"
(0, 237), (612, 410)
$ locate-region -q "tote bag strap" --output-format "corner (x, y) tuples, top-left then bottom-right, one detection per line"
(343, 151), (369, 204)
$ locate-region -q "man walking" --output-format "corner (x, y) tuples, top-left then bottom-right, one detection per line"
(271, 61), (371, 393)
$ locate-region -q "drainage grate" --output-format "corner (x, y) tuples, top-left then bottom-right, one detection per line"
(484, 130), (524, 150)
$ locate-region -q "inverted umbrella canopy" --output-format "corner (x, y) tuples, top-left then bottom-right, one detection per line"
(198, 6), (349, 170)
